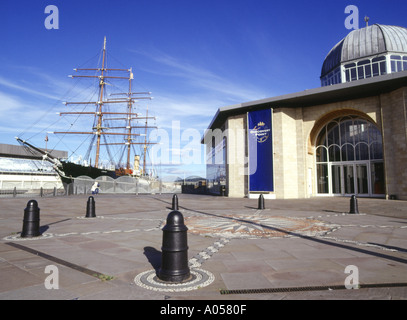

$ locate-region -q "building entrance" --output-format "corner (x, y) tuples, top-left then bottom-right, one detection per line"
(316, 115), (385, 197)
(331, 162), (369, 195)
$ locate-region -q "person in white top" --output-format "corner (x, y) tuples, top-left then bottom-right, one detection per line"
(91, 181), (99, 195)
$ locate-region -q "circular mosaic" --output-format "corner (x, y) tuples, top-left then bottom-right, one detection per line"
(134, 268), (215, 292)
(186, 215), (337, 239)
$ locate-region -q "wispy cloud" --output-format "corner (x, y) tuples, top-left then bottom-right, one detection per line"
(150, 95), (219, 129)
(129, 48), (270, 138)
(0, 66), (103, 139)
(0, 75), (61, 101)
(0, 91), (25, 113)
(0, 90), (41, 134)
(131, 49), (267, 103)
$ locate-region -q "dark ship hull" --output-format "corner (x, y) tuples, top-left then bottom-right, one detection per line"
(15, 138), (118, 185)
(59, 161), (117, 184)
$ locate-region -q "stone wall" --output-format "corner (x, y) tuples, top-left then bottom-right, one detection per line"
(226, 114), (247, 198)
(380, 87), (407, 200)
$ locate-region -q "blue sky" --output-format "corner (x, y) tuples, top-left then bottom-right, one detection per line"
(1, 0), (406, 180)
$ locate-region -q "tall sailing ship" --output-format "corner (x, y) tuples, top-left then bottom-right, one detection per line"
(16, 37), (158, 185)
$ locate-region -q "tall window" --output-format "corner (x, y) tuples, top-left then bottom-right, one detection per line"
(344, 56), (387, 83)
(321, 67), (341, 86)
(390, 55), (407, 73)
(315, 116), (384, 196)
(206, 131), (227, 195)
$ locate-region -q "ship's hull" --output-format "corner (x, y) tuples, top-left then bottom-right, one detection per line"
(58, 161), (117, 184)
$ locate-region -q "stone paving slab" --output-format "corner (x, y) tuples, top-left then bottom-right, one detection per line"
(0, 193), (406, 301)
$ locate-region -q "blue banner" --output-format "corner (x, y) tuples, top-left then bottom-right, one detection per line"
(248, 109), (273, 192)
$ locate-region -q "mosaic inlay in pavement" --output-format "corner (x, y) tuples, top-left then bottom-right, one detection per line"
(185, 213), (337, 239)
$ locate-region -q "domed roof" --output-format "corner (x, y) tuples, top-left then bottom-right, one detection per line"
(321, 24), (407, 77)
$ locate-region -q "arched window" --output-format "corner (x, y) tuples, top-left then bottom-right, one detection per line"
(315, 116), (384, 196)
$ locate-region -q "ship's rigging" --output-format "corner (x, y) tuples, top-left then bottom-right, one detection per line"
(16, 37), (158, 181)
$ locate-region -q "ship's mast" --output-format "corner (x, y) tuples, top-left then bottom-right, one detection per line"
(109, 79), (156, 172)
(106, 69), (138, 170)
(95, 37), (107, 168)
(127, 69), (133, 169)
(143, 105), (149, 175)
(54, 37), (157, 173)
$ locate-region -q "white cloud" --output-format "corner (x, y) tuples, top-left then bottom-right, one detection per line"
(131, 48), (267, 104)
(0, 91), (25, 113)
(0, 76), (61, 101)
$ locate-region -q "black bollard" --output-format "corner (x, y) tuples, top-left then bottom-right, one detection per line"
(258, 194), (265, 210)
(349, 195), (359, 214)
(21, 200), (41, 238)
(85, 196), (96, 218)
(220, 185), (226, 196)
(158, 210), (190, 283)
(171, 194), (179, 211)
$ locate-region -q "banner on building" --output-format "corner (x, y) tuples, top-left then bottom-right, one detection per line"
(248, 108), (273, 192)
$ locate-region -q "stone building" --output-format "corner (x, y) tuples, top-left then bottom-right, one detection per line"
(203, 24), (407, 200)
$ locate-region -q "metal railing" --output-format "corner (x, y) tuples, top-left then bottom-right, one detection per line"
(0, 175), (181, 198)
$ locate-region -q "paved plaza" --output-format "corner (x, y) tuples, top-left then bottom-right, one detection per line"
(0, 193), (406, 300)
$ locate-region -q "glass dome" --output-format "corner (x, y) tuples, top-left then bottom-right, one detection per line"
(321, 24), (407, 86)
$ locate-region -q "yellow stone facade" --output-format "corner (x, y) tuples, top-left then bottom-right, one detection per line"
(207, 84), (407, 200)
